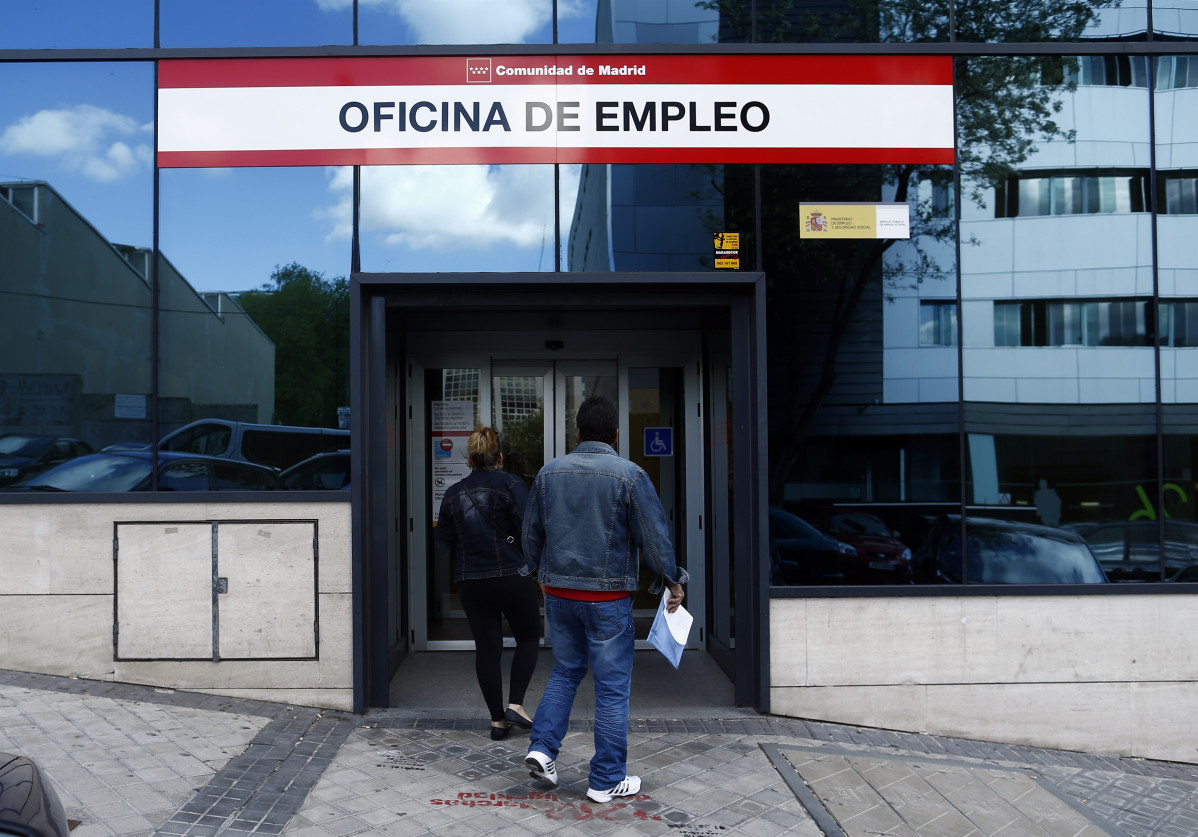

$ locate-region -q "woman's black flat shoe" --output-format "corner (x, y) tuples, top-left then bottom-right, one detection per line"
(505, 708), (533, 729)
(490, 723), (512, 741)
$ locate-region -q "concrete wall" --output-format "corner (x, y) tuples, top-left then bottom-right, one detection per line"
(770, 596), (1198, 764)
(0, 501), (352, 711)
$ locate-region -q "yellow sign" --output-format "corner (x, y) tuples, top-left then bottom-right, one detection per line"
(713, 232), (740, 269)
(799, 203), (910, 239)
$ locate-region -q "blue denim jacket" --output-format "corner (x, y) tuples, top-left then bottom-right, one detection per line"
(436, 469), (529, 582)
(520, 441), (689, 593)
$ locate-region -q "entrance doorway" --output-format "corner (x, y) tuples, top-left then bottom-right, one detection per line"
(405, 333), (706, 653)
(351, 273), (769, 713)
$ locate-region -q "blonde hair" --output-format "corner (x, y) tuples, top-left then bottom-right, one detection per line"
(467, 427), (502, 471)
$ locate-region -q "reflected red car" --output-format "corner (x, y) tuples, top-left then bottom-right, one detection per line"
(795, 507), (914, 584)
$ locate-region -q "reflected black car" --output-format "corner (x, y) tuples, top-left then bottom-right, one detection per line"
(10, 450), (285, 492)
(279, 450), (351, 490)
(0, 751), (70, 837)
(769, 507), (857, 585)
(796, 507), (914, 584)
(1065, 520), (1198, 582)
(915, 515), (1107, 584)
(0, 435), (93, 488)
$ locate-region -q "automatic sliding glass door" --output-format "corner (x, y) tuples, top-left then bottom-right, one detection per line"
(410, 350), (703, 652)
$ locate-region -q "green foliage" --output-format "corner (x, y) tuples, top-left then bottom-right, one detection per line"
(235, 263), (350, 428)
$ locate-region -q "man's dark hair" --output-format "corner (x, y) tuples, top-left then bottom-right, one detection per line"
(576, 395), (618, 444)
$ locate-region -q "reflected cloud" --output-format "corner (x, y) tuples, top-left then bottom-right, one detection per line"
(0, 104), (151, 183)
(321, 165), (551, 252)
(314, 0), (553, 43)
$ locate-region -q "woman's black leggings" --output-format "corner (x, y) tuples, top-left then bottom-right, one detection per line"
(457, 574), (543, 722)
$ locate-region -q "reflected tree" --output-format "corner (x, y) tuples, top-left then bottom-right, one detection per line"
(236, 262), (350, 429)
(702, 0), (1113, 501)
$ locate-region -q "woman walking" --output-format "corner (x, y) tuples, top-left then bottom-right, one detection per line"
(436, 427), (542, 739)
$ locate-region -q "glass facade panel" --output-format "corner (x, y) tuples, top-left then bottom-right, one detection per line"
(359, 0), (553, 45)
(0, 62), (153, 486)
(565, 163), (726, 272)
(160, 0), (352, 47)
(158, 168), (350, 485)
(0, 0), (152, 49)
(750, 163), (958, 585)
(961, 54), (1154, 581)
(1159, 53), (1198, 580)
(359, 165), (556, 272)
(2, 2), (1195, 583)
(1154, 0), (1198, 39)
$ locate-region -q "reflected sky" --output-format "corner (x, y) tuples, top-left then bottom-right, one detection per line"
(0, 1), (603, 292)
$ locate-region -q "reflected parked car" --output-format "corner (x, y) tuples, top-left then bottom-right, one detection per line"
(796, 507), (914, 584)
(1065, 520), (1198, 582)
(9, 450), (285, 492)
(915, 515), (1107, 584)
(280, 450), (351, 490)
(769, 507), (856, 585)
(0, 435), (94, 487)
(0, 751), (71, 836)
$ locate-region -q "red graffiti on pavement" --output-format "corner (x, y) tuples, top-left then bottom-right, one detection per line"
(429, 791), (662, 822)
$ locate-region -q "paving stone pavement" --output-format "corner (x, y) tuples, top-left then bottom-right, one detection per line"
(5, 669), (1198, 836)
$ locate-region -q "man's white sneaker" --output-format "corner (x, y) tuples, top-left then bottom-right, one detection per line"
(586, 775), (641, 803)
(525, 750), (558, 786)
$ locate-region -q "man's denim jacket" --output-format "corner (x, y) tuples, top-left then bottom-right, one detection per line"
(520, 441), (689, 594)
(437, 469), (529, 582)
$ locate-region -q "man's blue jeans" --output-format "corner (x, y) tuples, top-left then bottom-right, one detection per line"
(528, 594), (635, 789)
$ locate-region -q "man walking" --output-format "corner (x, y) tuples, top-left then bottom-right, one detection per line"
(520, 395), (688, 803)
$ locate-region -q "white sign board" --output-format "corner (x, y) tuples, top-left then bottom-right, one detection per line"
(157, 55), (954, 168)
(431, 401), (474, 523)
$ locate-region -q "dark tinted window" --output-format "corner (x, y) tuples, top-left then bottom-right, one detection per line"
(240, 429), (349, 471)
(158, 461), (210, 491)
(161, 424), (233, 457)
(27, 454), (151, 492)
(214, 462), (279, 491)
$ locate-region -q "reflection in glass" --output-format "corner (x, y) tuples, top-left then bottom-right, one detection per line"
(917, 515), (1108, 584)
(958, 54), (1154, 581)
(0, 0), (152, 48)
(0, 55), (154, 472)
(493, 375), (545, 489)
(1159, 54), (1198, 581)
(360, 0), (553, 45)
(1153, 0), (1198, 39)
(159, 167), (350, 474)
(359, 165), (555, 272)
(427, 368), (481, 644)
(160, 0), (352, 47)
(955, 0), (1143, 41)
(563, 372), (617, 453)
(627, 367), (684, 635)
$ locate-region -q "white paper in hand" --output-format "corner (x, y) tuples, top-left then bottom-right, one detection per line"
(647, 588), (693, 668)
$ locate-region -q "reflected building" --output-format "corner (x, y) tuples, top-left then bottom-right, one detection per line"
(0, 180), (275, 450)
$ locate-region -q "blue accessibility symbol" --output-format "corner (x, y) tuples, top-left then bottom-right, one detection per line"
(643, 427), (673, 458)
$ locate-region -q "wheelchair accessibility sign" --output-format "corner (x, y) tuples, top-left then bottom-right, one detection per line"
(643, 427), (673, 458)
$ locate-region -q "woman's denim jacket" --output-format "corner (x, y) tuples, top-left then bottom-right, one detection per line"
(436, 469), (529, 582)
(520, 441), (689, 593)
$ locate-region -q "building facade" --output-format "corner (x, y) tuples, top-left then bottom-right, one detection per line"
(3, 0), (1198, 763)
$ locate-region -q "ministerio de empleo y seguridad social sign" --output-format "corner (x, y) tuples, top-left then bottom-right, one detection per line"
(156, 55), (953, 169)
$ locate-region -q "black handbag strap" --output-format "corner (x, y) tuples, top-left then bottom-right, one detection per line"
(463, 485), (516, 545)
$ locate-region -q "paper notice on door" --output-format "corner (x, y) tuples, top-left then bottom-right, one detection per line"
(431, 400), (474, 522)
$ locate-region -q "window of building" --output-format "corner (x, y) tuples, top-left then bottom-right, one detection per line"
(1069, 55), (1150, 87)
(1159, 172), (1198, 214)
(1156, 56), (1198, 90)
(993, 299), (1153, 346)
(920, 302), (958, 346)
(995, 170), (1150, 217)
(1161, 301), (1198, 347)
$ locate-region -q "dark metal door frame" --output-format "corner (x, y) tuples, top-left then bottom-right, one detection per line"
(349, 272), (769, 714)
